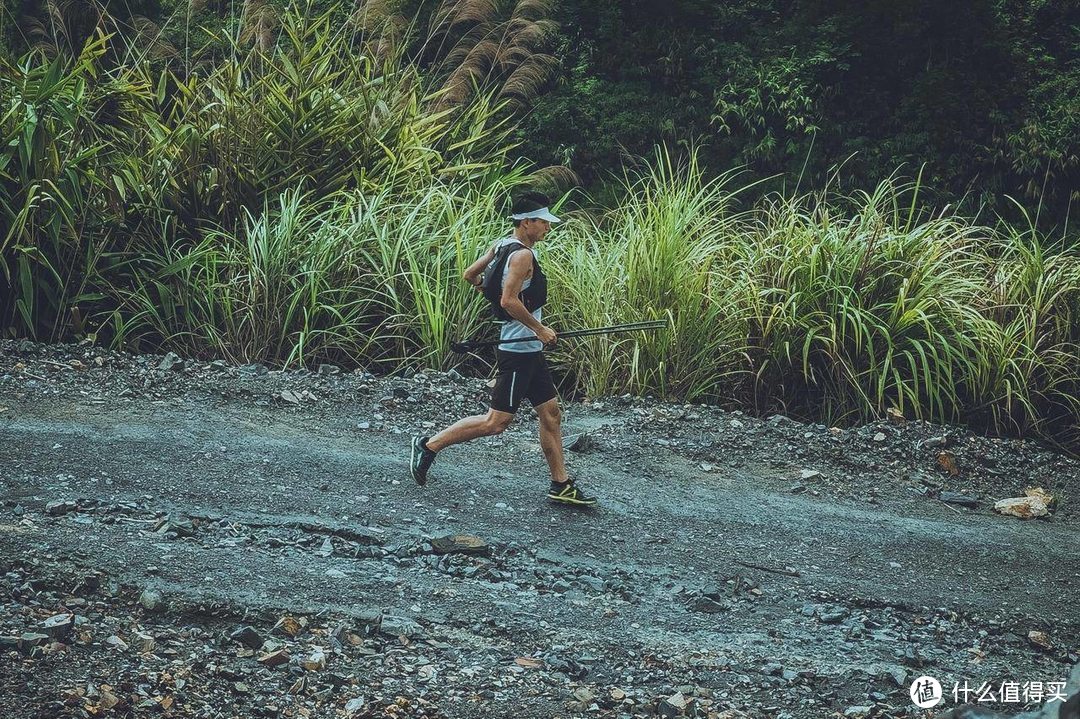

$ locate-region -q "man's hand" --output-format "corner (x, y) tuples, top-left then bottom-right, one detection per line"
(535, 325), (557, 346)
(463, 245), (496, 293)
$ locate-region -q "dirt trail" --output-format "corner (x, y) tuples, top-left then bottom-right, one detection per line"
(1, 341), (1078, 719)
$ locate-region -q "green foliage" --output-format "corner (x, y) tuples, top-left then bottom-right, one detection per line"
(0, 35), (136, 341)
(550, 151), (1080, 448)
(0, 2), (519, 342)
(545, 148), (746, 400)
(3, 0), (1080, 454)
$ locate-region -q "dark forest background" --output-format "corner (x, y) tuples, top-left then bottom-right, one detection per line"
(3, 0), (1077, 230)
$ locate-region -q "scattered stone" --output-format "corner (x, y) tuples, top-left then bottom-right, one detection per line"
(230, 625), (264, 650)
(345, 697), (366, 716)
(19, 633), (51, 649)
(158, 353), (184, 371)
(1028, 630), (1053, 651)
(430, 534), (491, 557)
(325, 568), (347, 579)
(354, 610), (382, 636)
(872, 432), (886, 442)
(258, 649), (290, 668)
(155, 515), (195, 537)
(994, 495), (1050, 519)
(660, 692), (688, 718)
(302, 648), (327, 671)
(138, 589), (163, 612)
(272, 615), (303, 638)
(937, 450), (960, 476)
(844, 706), (873, 717)
(317, 364), (341, 376)
(818, 607), (850, 624)
(939, 492), (979, 508)
(99, 689), (121, 710)
(1025, 486), (1056, 508)
(46, 500), (77, 516)
(380, 616), (422, 639)
(105, 635), (129, 650)
(132, 632), (155, 653)
(565, 433), (595, 453)
(572, 687), (595, 703)
(40, 613), (74, 640)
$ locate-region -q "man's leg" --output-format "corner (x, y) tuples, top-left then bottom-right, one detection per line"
(410, 409), (512, 485)
(534, 398), (569, 483)
(536, 398), (597, 506)
(410, 349), (528, 485)
(426, 409), (514, 452)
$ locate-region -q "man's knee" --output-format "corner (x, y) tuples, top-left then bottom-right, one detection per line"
(536, 400), (561, 427)
(485, 412), (513, 435)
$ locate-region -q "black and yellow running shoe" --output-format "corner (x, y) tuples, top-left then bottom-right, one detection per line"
(546, 479), (597, 506)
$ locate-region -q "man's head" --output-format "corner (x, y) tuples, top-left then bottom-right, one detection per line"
(511, 191), (560, 244)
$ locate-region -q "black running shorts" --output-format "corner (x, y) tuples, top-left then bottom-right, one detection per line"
(490, 350), (557, 413)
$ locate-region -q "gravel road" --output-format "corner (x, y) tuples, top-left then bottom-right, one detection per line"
(1, 340), (1077, 719)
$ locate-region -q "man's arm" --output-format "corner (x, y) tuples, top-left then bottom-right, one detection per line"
(462, 245), (496, 290)
(501, 250), (556, 345)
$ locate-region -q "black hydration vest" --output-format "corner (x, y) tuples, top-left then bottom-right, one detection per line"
(481, 241), (547, 321)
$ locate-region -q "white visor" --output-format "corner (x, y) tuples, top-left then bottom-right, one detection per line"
(510, 207), (560, 223)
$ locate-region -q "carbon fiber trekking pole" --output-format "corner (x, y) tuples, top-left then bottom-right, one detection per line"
(450, 320), (667, 353)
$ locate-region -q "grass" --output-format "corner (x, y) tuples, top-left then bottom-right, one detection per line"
(2, 4), (1079, 452)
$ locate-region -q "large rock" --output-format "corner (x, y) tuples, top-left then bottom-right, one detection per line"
(994, 496), (1050, 520)
(229, 625), (264, 650)
(430, 535), (491, 557)
(40, 613), (74, 641)
(138, 589), (163, 612)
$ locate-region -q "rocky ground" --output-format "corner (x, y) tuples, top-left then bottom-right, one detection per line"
(1, 338), (1078, 719)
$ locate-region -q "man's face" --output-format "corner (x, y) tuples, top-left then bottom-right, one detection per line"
(523, 218), (552, 242)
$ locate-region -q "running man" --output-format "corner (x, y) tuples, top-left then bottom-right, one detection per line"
(409, 192), (597, 506)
